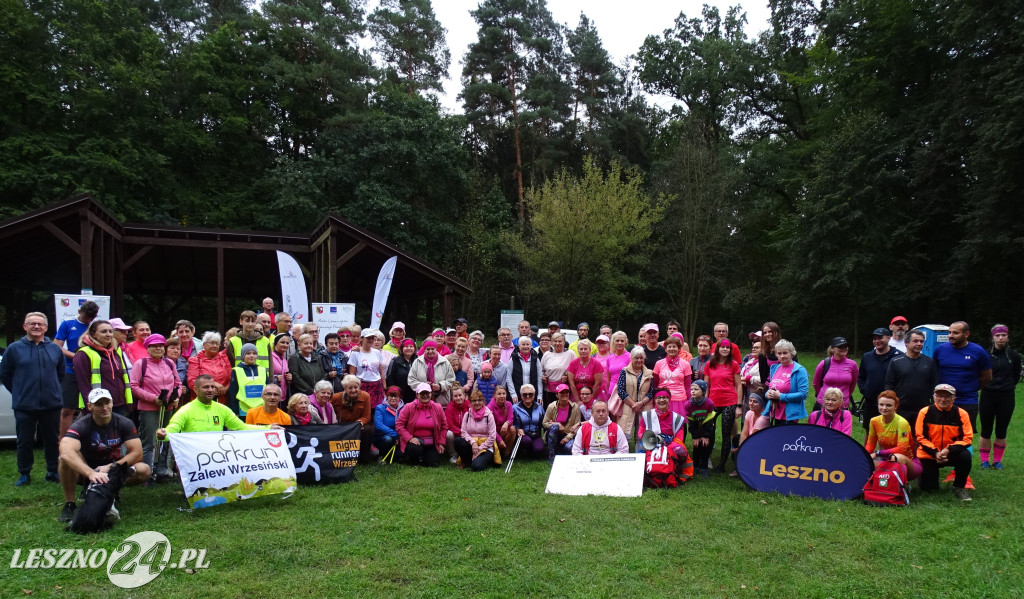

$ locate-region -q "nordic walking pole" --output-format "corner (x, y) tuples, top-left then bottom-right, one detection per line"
(154, 389), (169, 460)
(505, 435), (523, 474)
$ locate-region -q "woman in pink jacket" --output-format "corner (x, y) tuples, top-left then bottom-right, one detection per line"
(808, 387), (854, 436)
(129, 334), (182, 481)
(396, 382), (448, 467)
(454, 392), (497, 471)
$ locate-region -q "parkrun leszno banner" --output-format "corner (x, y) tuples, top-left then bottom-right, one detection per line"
(735, 424), (874, 501)
(284, 423), (361, 484)
(168, 430), (297, 509)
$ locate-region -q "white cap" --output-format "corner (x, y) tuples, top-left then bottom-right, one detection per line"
(88, 388), (113, 404)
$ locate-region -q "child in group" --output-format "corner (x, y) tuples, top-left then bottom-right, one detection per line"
(807, 387), (854, 436)
(684, 380), (718, 477)
(226, 344), (270, 418)
(473, 362), (498, 402)
(448, 354), (467, 392)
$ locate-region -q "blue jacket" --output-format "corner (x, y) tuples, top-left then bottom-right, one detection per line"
(512, 401), (545, 437)
(373, 401), (403, 440)
(0, 335), (64, 411)
(769, 362), (809, 421)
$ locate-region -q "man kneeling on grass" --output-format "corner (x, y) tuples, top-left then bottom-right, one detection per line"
(571, 400), (629, 455)
(58, 389), (150, 524)
(916, 383), (974, 501)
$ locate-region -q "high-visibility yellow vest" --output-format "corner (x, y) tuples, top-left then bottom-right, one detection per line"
(229, 335), (272, 372)
(77, 345), (134, 408)
(233, 365), (268, 414)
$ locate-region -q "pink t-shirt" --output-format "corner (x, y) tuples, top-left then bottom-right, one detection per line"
(600, 352), (631, 402)
(706, 360), (740, 408)
(653, 358), (693, 416)
(769, 363), (795, 420)
(567, 357), (604, 395)
(743, 410), (770, 437)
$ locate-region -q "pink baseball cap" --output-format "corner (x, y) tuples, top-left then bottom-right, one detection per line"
(555, 383), (570, 393)
(108, 318), (132, 331)
(643, 323), (659, 333)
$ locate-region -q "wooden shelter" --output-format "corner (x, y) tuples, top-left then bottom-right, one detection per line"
(0, 195), (470, 341)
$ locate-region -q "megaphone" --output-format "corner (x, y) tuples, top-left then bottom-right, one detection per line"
(641, 430), (660, 452)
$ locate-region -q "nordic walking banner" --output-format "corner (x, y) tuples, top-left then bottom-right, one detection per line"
(284, 423), (361, 485)
(168, 430), (297, 509)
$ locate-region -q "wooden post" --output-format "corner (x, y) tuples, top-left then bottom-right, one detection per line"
(79, 212), (94, 291)
(441, 285), (453, 329)
(216, 247), (225, 333)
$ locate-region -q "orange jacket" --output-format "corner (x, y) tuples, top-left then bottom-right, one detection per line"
(915, 404), (973, 460)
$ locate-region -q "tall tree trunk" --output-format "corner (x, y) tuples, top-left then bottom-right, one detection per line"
(507, 63), (525, 224)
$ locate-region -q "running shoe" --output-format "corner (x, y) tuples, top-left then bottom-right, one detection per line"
(45, 472), (60, 483)
(980, 461), (991, 469)
(15, 474), (30, 487)
(994, 462), (1004, 470)
(952, 487), (972, 501)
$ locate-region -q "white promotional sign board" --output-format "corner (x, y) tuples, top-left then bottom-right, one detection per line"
(500, 310), (524, 332)
(544, 454), (645, 497)
(168, 430), (297, 509)
(54, 294), (111, 323)
(312, 303), (356, 331)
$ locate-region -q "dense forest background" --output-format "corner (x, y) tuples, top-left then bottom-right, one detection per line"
(2, 0), (1021, 350)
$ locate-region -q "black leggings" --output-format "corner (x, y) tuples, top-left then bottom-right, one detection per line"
(980, 389), (1015, 439)
(691, 436), (714, 470)
(453, 437), (494, 471)
(404, 441), (441, 467)
(716, 406), (737, 469)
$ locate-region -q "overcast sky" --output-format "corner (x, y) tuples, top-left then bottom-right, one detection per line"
(364, 0), (773, 113)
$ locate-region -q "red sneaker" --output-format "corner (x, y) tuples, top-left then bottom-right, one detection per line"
(943, 471), (956, 483)
(965, 476), (975, 490)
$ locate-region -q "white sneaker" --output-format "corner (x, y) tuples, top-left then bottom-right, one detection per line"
(105, 501), (120, 524)
(449, 455), (458, 464)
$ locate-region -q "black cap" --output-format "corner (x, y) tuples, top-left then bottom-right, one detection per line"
(455, 317), (467, 324)
(872, 327), (892, 337)
(831, 336), (849, 347)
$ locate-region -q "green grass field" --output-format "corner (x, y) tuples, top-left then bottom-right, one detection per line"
(3, 369), (1023, 598)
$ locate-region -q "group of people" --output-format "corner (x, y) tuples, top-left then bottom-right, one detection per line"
(3, 298), (1017, 525)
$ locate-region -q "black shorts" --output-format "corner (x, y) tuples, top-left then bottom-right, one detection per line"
(62, 376), (81, 410)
